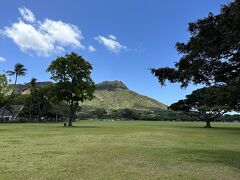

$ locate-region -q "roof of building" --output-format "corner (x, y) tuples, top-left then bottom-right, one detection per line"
(0, 109), (12, 117)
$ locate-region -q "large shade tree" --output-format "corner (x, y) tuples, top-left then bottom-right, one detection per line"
(169, 86), (233, 128)
(47, 52), (95, 126)
(152, 0), (240, 87)
(152, 0), (240, 110)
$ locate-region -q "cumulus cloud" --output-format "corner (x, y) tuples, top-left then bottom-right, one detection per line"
(40, 19), (84, 48)
(109, 35), (117, 40)
(88, 45), (96, 52)
(0, 57), (6, 62)
(2, 7), (84, 56)
(95, 35), (127, 53)
(19, 7), (36, 23)
(4, 21), (55, 56)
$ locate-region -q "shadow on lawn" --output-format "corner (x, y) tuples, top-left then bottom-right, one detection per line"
(177, 148), (240, 170)
(0, 129), (10, 132)
(177, 125), (240, 133)
(62, 125), (101, 129)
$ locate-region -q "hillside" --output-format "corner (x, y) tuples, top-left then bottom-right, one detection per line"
(16, 80), (167, 110)
(16, 81), (53, 95)
(82, 81), (167, 110)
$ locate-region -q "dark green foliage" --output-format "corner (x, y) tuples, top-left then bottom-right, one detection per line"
(1, 63), (27, 120)
(152, 0), (240, 88)
(151, 0), (240, 116)
(6, 63), (27, 89)
(92, 108), (108, 119)
(47, 52), (95, 126)
(34, 85), (56, 122)
(79, 107), (240, 123)
(0, 74), (8, 106)
(169, 86), (233, 127)
(28, 78), (37, 120)
(109, 109), (139, 120)
(13, 85), (69, 122)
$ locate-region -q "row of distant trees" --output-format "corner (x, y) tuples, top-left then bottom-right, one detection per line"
(0, 53), (95, 126)
(80, 108), (240, 122)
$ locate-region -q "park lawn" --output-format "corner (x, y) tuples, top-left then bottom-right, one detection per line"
(0, 121), (239, 180)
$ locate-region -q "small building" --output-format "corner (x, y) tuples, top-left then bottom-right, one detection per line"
(0, 109), (12, 122)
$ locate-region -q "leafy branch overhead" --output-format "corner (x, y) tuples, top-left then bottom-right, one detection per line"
(152, 0), (240, 87)
(152, 0), (240, 127)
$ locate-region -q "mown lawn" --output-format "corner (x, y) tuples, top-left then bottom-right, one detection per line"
(0, 121), (239, 180)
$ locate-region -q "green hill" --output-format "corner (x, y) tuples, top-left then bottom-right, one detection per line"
(82, 81), (167, 110)
(16, 80), (167, 110)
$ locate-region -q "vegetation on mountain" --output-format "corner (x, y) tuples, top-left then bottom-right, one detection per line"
(83, 80), (167, 110)
(14, 80), (167, 111)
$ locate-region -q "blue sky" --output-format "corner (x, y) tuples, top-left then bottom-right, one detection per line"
(0, 0), (229, 105)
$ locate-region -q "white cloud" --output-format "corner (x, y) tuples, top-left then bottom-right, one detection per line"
(19, 7), (36, 23)
(109, 35), (117, 40)
(4, 21), (55, 56)
(40, 19), (84, 48)
(0, 57), (6, 62)
(88, 45), (96, 52)
(95, 35), (127, 53)
(2, 7), (84, 56)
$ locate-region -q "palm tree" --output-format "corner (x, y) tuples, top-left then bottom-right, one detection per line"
(7, 63), (27, 95)
(1, 63), (27, 121)
(29, 78), (37, 120)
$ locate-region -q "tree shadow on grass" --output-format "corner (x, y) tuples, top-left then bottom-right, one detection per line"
(61, 125), (101, 129)
(177, 125), (240, 134)
(0, 129), (10, 132)
(176, 148), (240, 170)
(211, 127), (240, 135)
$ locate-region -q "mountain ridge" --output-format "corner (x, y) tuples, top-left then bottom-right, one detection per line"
(16, 80), (167, 110)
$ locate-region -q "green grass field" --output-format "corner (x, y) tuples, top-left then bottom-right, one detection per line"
(0, 121), (239, 180)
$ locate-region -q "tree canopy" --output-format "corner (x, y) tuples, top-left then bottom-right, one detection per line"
(152, 0), (240, 88)
(47, 52), (95, 126)
(7, 63), (27, 86)
(152, 0), (240, 112)
(169, 86), (233, 127)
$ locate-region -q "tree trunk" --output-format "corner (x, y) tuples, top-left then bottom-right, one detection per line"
(29, 104), (32, 120)
(38, 103), (43, 122)
(68, 102), (74, 127)
(38, 112), (42, 122)
(205, 119), (212, 128)
(29, 94), (33, 120)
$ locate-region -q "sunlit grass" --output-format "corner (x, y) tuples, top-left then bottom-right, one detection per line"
(0, 121), (239, 179)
